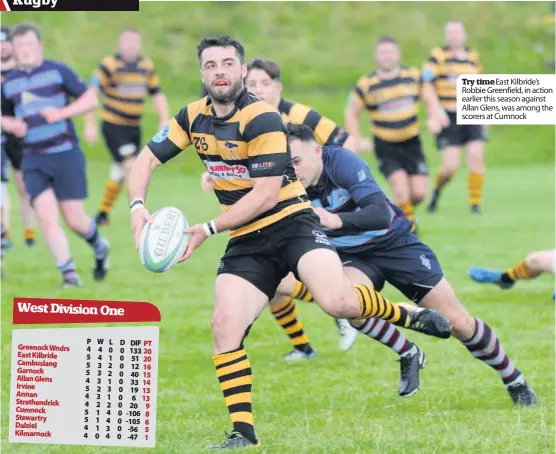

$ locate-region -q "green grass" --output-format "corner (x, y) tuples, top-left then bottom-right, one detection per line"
(2, 2), (555, 453)
(2, 162), (555, 453)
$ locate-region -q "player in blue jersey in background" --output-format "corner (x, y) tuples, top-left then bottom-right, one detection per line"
(277, 124), (538, 405)
(0, 23), (110, 287)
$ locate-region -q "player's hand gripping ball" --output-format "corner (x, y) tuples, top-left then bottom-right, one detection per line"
(138, 207), (190, 272)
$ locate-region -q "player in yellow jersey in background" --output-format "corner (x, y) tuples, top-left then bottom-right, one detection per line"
(85, 28), (169, 226)
(423, 21), (487, 214)
(345, 36), (445, 233)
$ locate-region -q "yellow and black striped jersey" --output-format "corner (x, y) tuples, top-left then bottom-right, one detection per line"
(278, 99), (349, 147)
(351, 66), (421, 143)
(92, 54), (162, 127)
(422, 46), (482, 112)
(148, 88), (310, 238)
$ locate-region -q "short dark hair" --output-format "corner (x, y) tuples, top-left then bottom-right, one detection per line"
(197, 35), (245, 65)
(376, 35), (398, 47)
(247, 59), (281, 80)
(287, 124), (316, 144)
(121, 27), (141, 36)
(11, 23), (41, 42)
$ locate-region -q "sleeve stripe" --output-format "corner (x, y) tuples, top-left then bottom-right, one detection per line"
(243, 111), (286, 143)
(303, 109), (322, 130)
(98, 64), (111, 79)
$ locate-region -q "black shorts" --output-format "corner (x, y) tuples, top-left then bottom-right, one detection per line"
(4, 133), (23, 171)
(436, 112), (486, 150)
(101, 121), (141, 163)
(374, 136), (428, 179)
(338, 231), (444, 303)
(217, 209), (337, 300)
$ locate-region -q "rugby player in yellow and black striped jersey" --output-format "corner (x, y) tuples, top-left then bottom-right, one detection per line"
(422, 21), (487, 214)
(127, 35), (450, 451)
(85, 28), (169, 227)
(345, 36), (444, 233)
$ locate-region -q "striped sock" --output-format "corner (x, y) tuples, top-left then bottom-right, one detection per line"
(57, 258), (77, 279)
(99, 180), (122, 214)
(355, 285), (411, 328)
(468, 172), (485, 207)
(271, 288), (314, 354)
(213, 348), (257, 443)
(24, 228), (36, 241)
(501, 259), (540, 283)
(400, 201), (416, 232)
(462, 318), (521, 385)
(82, 219), (108, 259)
(435, 170), (452, 192)
(356, 318), (414, 355)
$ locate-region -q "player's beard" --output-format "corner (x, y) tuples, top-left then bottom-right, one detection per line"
(207, 78), (243, 105)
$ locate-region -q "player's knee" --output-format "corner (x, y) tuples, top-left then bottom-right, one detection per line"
(211, 305), (237, 342)
(525, 251), (550, 272)
(317, 290), (352, 318)
(411, 188), (428, 204)
(63, 211), (85, 233)
(443, 163), (459, 177)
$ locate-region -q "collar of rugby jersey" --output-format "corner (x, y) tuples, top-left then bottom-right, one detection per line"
(209, 87), (250, 120)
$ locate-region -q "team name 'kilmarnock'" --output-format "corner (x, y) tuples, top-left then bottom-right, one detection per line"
(12, 0), (58, 8)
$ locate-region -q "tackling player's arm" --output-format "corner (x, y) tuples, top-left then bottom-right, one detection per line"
(128, 108), (192, 249)
(344, 82), (372, 153)
(147, 61), (169, 128)
(42, 64), (98, 124)
(315, 151), (390, 233)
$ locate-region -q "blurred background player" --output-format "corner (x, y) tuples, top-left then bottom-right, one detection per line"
(345, 36), (444, 234)
(1, 23), (110, 287)
(469, 249), (555, 299)
(0, 25), (36, 249)
(287, 124), (538, 406)
(86, 28), (169, 227)
(423, 21), (487, 214)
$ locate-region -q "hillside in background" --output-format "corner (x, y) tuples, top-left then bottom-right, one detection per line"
(3, 2), (555, 168)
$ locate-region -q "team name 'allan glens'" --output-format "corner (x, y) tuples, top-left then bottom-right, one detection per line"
(16, 302), (125, 316)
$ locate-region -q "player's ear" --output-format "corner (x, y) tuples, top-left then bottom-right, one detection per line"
(315, 144), (322, 157)
(277, 81), (283, 92)
(241, 63), (248, 79)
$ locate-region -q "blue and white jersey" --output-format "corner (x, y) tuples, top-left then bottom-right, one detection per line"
(306, 146), (411, 252)
(1, 59), (87, 157)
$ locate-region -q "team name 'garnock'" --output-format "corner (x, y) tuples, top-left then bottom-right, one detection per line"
(12, 0), (58, 8)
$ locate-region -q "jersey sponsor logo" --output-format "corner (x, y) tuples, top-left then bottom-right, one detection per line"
(251, 161), (275, 170)
(152, 125), (169, 143)
(377, 96), (415, 113)
(205, 161), (249, 179)
(116, 84), (147, 97)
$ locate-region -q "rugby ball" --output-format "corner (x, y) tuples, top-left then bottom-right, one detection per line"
(139, 207), (189, 273)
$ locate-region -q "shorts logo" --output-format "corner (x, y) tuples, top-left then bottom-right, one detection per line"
(152, 125), (169, 143)
(218, 261), (224, 269)
(312, 230), (331, 246)
(420, 254), (431, 270)
(417, 162), (428, 174)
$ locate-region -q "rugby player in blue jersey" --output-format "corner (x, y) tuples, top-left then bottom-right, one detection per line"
(1, 23), (109, 287)
(279, 124), (537, 406)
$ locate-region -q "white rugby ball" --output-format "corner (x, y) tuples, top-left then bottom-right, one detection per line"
(139, 207), (189, 273)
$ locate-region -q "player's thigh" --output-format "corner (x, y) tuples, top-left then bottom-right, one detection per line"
(212, 272), (269, 353)
(420, 278), (474, 340)
(525, 250), (556, 274)
(52, 151), (88, 202)
(387, 170), (410, 204)
(465, 138), (485, 173)
(32, 187), (60, 227)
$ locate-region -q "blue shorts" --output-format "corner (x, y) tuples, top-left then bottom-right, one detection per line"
(22, 150), (88, 203)
(338, 232), (444, 303)
(1, 147), (8, 183)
